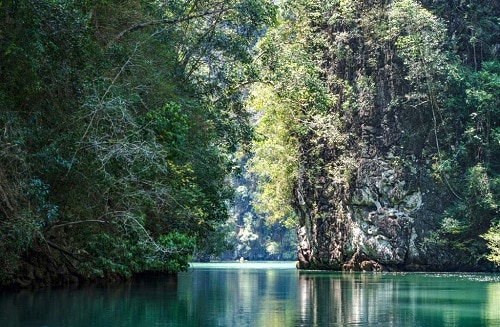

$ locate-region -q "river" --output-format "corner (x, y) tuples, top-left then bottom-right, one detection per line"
(1, 261), (499, 326)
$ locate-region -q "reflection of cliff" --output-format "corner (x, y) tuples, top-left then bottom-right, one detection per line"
(297, 272), (500, 326)
(297, 273), (399, 326)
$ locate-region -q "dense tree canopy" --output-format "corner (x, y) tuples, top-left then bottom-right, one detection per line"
(0, 0), (276, 286)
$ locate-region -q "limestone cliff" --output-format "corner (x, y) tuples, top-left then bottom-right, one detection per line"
(294, 0), (495, 272)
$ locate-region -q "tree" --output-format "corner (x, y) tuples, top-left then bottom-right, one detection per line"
(0, 0), (276, 286)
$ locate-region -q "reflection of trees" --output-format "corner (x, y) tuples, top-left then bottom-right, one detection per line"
(178, 267), (299, 326)
(0, 276), (181, 326)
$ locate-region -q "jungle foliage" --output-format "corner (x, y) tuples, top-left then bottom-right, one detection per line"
(0, 0), (276, 285)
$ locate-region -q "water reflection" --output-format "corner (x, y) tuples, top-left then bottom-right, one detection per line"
(177, 263), (298, 326)
(298, 273), (392, 326)
(0, 263), (499, 327)
(296, 272), (499, 327)
(487, 282), (500, 325)
(0, 275), (180, 327)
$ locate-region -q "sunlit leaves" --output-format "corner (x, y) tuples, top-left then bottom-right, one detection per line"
(388, 0), (448, 82)
(247, 84), (299, 225)
(482, 223), (500, 266)
(246, 0), (346, 227)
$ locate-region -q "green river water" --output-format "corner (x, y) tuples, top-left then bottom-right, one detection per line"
(1, 262), (499, 326)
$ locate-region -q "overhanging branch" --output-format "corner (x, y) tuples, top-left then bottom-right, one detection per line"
(46, 220), (108, 231)
(109, 7), (232, 45)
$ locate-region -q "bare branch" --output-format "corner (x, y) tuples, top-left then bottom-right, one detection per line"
(46, 240), (84, 262)
(67, 45), (138, 175)
(109, 7), (232, 46)
(47, 220), (108, 231)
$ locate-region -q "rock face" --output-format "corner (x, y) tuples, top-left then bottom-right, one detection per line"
(294, 0), (490, 272)
(295, 101), (474, 271)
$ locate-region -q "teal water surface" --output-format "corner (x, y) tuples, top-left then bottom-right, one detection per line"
(0, 261), (499, 327)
